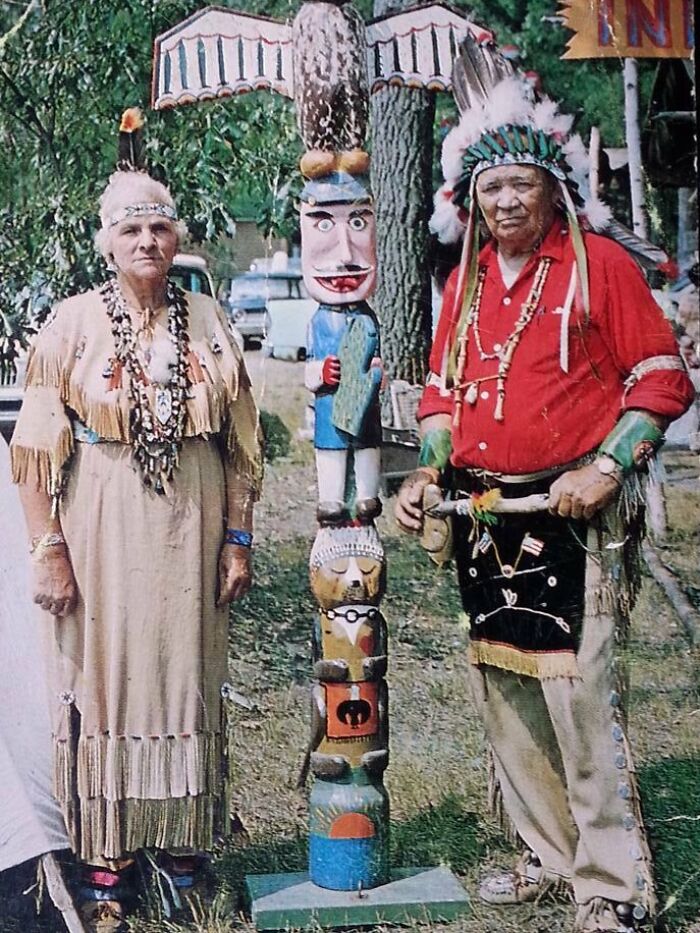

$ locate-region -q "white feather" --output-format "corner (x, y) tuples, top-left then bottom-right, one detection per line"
(482, 78), (532, 131)
(532, 97), (558, 133)
(441, 123), (471, 183)
(562, 134), (589, 177)
(551, 113), (574, 138)
(583, 197), (612, 231)
(429, 186), (466, 244)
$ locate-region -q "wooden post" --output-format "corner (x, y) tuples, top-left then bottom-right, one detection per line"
(622, 58), (648, 240)
(41, 854), (86, 933)
(589, 126), (601, 202)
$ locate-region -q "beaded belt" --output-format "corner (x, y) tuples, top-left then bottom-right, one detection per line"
(455, 452), (595, 487)
(73, 420), (104, 444)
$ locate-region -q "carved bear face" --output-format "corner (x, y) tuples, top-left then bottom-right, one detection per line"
(311, 554), (385, 609)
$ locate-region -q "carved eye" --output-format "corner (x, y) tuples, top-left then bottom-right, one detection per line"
(349, 215), (367, 231)
(317, 217), (334, 233)
(355, 557), (378, 575)
(329, 558), (350, 574)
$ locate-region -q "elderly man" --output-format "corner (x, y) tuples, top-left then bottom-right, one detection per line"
(396, 77), (694, 933)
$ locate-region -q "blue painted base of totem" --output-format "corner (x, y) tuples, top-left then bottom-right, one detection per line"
(246, 866), (471, 930)
(309, 833), (388, 891)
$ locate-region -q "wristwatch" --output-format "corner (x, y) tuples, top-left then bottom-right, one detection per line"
(594, 454), (624, 485)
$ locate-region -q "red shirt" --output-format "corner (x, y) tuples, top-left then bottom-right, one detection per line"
(418, 222), (694, 474)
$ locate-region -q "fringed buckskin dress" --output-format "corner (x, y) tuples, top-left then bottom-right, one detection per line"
(11, 289), (262, 864)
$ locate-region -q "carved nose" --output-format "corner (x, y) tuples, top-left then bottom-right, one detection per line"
(344, 557), (364, 589)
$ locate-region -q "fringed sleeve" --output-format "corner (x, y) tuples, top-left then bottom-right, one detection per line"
(10, 308), (74, 495)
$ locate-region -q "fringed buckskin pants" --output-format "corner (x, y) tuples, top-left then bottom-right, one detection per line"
(466, 517), (656, 927)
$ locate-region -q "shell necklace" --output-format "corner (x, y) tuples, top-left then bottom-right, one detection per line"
(454, 257), (552, 424)
(100, 277), (190, 493)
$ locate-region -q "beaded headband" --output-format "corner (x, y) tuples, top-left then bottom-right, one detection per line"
(108, 202), (178, 228)
(309, 525), (385, 571)
(452, 124), (570, 204)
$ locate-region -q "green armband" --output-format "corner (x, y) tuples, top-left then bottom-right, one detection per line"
(598, 411), (664, 473)
(418, 428), (453, 472)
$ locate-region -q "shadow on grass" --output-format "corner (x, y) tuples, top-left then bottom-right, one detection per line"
(214, 793), (498, 915)
(640, 758), (700, 932)
(232, 539), (313, 687)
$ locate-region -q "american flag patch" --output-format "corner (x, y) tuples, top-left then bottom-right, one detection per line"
(521, 533), (545, 556)
(478, 532), (493, 553)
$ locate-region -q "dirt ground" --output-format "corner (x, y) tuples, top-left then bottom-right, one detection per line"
(2, 350), (698, 933)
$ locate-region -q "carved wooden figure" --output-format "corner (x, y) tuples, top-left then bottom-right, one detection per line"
(151, 0), (484, 908)
(307, 524), (389, 890)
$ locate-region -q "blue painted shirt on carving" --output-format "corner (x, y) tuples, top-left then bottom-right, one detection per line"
(307, 303), (382, 451)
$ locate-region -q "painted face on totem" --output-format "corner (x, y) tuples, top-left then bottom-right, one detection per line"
(475, 164), (557, 256)
(300, 201), (377, 305)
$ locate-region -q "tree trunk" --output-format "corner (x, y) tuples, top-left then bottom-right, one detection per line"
(370, 0), (435, 387)
(622, 58), (648, 240)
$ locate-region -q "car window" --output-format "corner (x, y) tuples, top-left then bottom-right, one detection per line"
(228, 275), (309, 301)
(170, 267), (213, 296)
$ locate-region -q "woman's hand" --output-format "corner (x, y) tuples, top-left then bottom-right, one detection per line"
(33, 547), (78, 618)
(217, 544), (253, 605)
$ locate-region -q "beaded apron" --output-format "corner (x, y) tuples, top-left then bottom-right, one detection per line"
(453, 476), (587, 679)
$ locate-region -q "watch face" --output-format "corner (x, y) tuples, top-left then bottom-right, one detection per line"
(596, 455), (618, 475)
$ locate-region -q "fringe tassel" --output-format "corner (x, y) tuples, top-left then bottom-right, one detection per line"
(63, 379), (252, 449)
(54, 731), (231, 863)
(25, 349), (65, 389)
(79, 795), (224, 862)
(73, 733), (223, 800)
(226, 413), (264, 500)
(487, 747), (520, 845)
(468, 640), (581, 680)
(10, 429), (74, 494)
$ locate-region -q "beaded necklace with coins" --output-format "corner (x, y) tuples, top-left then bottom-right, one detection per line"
(100, 277), (190, 493)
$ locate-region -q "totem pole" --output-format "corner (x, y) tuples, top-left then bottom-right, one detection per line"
(152, 3), (478, 925)
(290, 7), (390, 892)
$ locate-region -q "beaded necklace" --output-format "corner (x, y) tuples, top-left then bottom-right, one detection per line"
(454, 257), (552, 424)
(100, 277), (190, 493)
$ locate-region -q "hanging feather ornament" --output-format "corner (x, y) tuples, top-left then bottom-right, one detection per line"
(292, 2), (369, 178)
(451, 31), (514, 115)
(117, 107), (146, 172)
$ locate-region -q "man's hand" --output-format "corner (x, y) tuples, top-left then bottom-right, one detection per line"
(217, 544), (253, 605)
(395, 468), (439, 533)
(548, 463), (620, 520)
(33, 547), (78, 618)
(321, 356), (341, 387)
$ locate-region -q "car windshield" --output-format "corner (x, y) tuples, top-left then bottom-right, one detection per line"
(229, 275), (307, 301)
(169, 267), (213, 296)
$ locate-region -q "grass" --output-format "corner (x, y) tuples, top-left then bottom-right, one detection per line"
(3, 359), (698, 933)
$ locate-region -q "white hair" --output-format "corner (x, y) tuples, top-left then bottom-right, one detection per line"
(94, 171), (188, 260)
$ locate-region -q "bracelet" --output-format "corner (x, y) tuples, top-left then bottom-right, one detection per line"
(598, 411), (664, 474)
(30, 531), (66, 555)
(418, 428), (453, 473)
(225, 528), (253, 548)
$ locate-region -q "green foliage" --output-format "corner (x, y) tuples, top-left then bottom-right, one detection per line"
(640, 759), (700, 929)
(260, 409), (292, 462)
(0, 0), (299, 351)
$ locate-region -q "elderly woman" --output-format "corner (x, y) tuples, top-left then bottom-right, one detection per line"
(10, 165), (262, 930)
